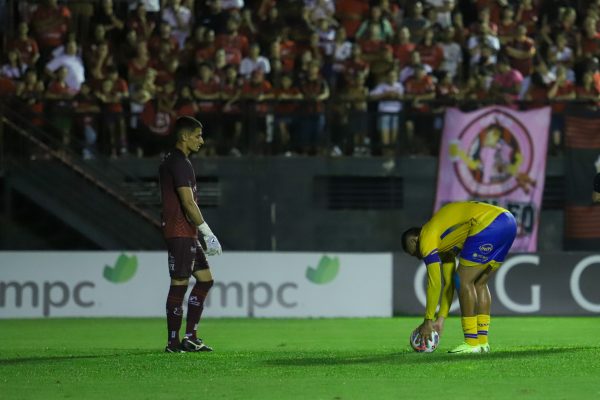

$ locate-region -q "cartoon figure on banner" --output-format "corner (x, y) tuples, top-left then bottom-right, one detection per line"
(449, 121), (535, 194)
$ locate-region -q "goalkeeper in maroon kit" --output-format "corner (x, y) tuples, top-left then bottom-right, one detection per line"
(159, 116), (222, 353)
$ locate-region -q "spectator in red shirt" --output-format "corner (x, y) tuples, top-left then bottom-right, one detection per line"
(273, 74), (303, 155)
(359, 24), (388, 63)
(579, 17), (600, 59)
(127, 2), (156, 41)
(548, 65), (576, 155)
(506, 24), (536, 77)
(436, 71), (460, 104)
(16, 68), (45, 127)
(342, 45), (370, 87)
(193, 63), (221, 114)
(270, 38), (296, 74)
(216, 18), (250, 57)
(242, 69), (274, 154)
(9, 22), (40, 67)
(576, 70), (600, 109)
(220, 65), (244, 156)
(195, 29), (217, 65)
(149, 23), (179, 57)
(96, 77), (127, 157)
(46, 66), (77, 148)
(73, 82), (100, 159)
(128, 41), (151, 87)
(523, 61), (553, 109)
(392, 27), (416, 68)
(404, 63), (436, 153)
(299, 61), (329, 155)
(416, 28), (444, 71)
(335, 0), (370, 39)
(516, 0), (538, 35)
(497, 6), (516, 45)
(31, 0), (71, 53)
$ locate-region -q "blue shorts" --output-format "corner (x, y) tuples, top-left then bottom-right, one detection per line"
(459, 211), (517, 266)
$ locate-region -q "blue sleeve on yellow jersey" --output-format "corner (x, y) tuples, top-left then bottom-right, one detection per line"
(423, 250), (441, 265)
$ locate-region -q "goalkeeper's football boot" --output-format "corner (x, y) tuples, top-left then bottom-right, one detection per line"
(480, 343), (491, 353)
(448, 342), (481, 354)
(164, 344), (185, 353)
(181, 337), (213, 352)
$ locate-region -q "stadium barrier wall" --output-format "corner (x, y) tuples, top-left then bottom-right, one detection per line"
(393, 252), (600, 316)
(0, 252), (392, 319)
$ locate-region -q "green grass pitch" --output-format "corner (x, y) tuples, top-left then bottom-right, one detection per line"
(1, 317), (599, 399)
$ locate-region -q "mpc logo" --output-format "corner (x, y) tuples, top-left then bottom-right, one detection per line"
(205, 255), (342, 317)
(0, 253), (137, 317)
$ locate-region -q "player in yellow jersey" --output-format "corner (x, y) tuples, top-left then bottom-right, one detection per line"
(401, 201), (517, 354)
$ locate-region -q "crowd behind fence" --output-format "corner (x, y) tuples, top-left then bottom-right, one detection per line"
(2, 0), (600, 159)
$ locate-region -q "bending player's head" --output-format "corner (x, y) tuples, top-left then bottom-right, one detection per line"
(174, 116), (204, 153)
(401, 227), (422, 258)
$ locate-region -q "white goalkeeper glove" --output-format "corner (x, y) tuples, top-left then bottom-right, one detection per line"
(198, 222), (222, 256)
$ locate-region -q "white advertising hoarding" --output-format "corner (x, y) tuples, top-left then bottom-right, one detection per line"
(0, 252), (392, 318)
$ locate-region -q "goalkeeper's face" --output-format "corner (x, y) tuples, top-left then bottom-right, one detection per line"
(185, 128), (204, 153)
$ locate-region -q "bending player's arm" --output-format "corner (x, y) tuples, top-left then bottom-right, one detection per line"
(177, 187), (222, 256)
(416, 250), (443, 341)
(434, 260), (456, 336)
(424, 261), (443, 321)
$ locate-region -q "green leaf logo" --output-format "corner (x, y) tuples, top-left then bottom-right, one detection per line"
(103, 254), (138, 283)
(306, 256), (340, 284)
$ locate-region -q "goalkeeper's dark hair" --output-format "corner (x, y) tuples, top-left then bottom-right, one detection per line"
(174, 116), (203, 140)
(401, 227), (421, 252)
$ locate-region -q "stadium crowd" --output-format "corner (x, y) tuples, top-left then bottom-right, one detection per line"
(1, 0), (600, 158)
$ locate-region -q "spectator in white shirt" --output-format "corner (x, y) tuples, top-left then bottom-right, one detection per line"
(370, 69), (404, 152)
(162, 0), (192, 48)
(440, 27), (462, 79)
(240, 43), (271, 78)
(45, 39), (85, 91)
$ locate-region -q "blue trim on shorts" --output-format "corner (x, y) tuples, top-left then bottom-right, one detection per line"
(459, 212), (517, 265)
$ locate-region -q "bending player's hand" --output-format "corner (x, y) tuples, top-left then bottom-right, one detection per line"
(417, 319), (434, 345)
(433, 316), (445, 336)
(198, 222), (222, 256)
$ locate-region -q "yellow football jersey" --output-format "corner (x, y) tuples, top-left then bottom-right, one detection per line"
(419, 201), (507, 266)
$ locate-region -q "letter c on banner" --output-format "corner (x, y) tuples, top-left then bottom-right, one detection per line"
(570, 255), (600, 313)
(414, 262), (460, 313)
(495, 255), (541, 313)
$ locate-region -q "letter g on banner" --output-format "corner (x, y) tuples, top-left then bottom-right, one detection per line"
(570, 255), (600, 313)
(495, 255), (541, 313)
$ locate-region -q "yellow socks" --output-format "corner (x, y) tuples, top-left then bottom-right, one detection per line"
(477, 314), (490, 345)
(461, 316), (479, 346)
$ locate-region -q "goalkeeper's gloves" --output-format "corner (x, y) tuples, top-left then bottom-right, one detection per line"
(198, 222), (222, 256)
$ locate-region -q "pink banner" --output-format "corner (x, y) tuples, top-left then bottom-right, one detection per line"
(435, 106), (551, 252)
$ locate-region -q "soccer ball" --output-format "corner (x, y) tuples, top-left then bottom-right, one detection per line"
(410, 330), (440, 353)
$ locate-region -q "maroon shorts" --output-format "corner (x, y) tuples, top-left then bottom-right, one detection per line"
(165, 237), (210, 279)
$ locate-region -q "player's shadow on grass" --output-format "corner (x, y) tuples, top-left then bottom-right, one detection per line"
(0, 350), (157, 366)
(265, 346), (595, 367)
